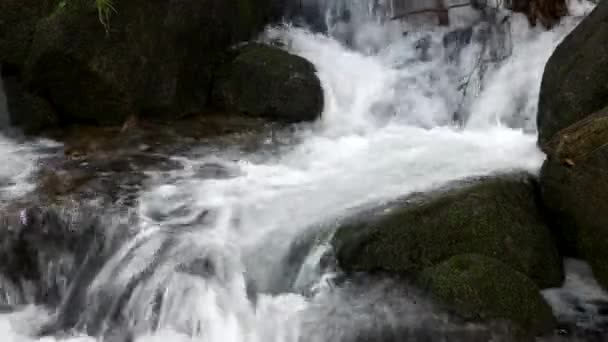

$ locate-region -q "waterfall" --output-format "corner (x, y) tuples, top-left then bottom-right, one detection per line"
(0, 1), (600, 341)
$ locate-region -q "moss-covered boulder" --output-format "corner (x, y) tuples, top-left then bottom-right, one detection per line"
(421, 254), (556, 337)
(0, 0), (58, 71)
(537, 0), (608, 147)
(0, 0), (60, 133)
(332, 173), (563, 289)
(212, 44), (323, 122)
(540, 106), (608, 290)
(25, 0), (280, 126)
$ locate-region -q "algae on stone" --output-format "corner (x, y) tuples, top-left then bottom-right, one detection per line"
(24, 0), (281, 126)
(212, 43), (323, 122)
(421, 254), (556, 337)
(332, 173), (563, 289)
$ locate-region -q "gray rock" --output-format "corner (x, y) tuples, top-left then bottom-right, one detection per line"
(537, 0), (608, 146)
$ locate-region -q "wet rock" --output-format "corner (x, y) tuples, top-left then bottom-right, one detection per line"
(537, 0), (608, 147)
(421, 254), (556, 337)
(332, 173), (563, 289)
(443, 27), (473, 62)
(2, 75), (57, 134)
(539, 107), (608, 290)
(301, 275), (520, 342)
(281, 0), (328, 31)
(25, 0), (280, 126)
(212, 44), (324, 123)
(37, 168), (92, 198)
(507, 0), (568, 28)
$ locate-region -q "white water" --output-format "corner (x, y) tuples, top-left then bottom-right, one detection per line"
(0, 79), (57, 201)
(0, 1), (598, 341)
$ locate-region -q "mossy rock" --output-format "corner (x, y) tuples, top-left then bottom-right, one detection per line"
(0, 0), (58, 71)
(537, 0), (608, 146)
(332, 173), (563, 289)
(212, 43), (323, 122)
(25, 0), (280, 126)
(540, 106), (608, 290)
(421, 254), (556, 337)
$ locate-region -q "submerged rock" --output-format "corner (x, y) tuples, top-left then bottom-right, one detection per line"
(0, 205), (105, 306)
(332, 173), (563, 289)
(212, 44), (323, 122)
(421, 254), (556, 337)
(540, 107), (608, 291)
(537, 0), (608, 147)
(25, 0), (280, 126)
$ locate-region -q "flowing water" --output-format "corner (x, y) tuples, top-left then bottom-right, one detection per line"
(0, 1), (605, 341)
(0, 79), (58, 202)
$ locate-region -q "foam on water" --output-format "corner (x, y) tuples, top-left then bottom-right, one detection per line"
(0, 0), (598, 341)
(0, 79), (58, 201)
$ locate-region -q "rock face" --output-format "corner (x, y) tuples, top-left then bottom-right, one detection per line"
(212, 44), (324, 122)
(24, 0), (281, 125)
(537, 0), (608, 147)
(421, 254), (556, 336)
(540, 107), (608, 290)
(332, 173), (563, 290)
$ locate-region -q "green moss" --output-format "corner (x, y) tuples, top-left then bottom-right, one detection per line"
(332, 173), (563, 289)
(0, 0), (60, 69)
(421, 254), (556, 337)
(212, 43), (323, 122)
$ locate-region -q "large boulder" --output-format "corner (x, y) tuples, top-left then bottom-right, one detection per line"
(25, 0), (281, 126)
(212, 44), (323, 122)
(332, 173), (563, 289)
(539, 106), (608, 290)
(421, 254), (556, 337)
(0, 0), (58, 71)
(0, 0), (60, 133)
(537, 0), (608, 147)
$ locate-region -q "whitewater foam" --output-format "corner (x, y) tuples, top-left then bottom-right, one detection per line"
(0, 0), (598, 341)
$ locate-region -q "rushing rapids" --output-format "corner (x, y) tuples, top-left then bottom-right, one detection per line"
(0, 0), (606, 341)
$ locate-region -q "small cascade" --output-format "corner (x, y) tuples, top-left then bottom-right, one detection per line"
(0, 1), (599, 341)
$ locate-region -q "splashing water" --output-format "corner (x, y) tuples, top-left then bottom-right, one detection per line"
(0, 0), (598, 341)
(0, 79), (58, 201)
